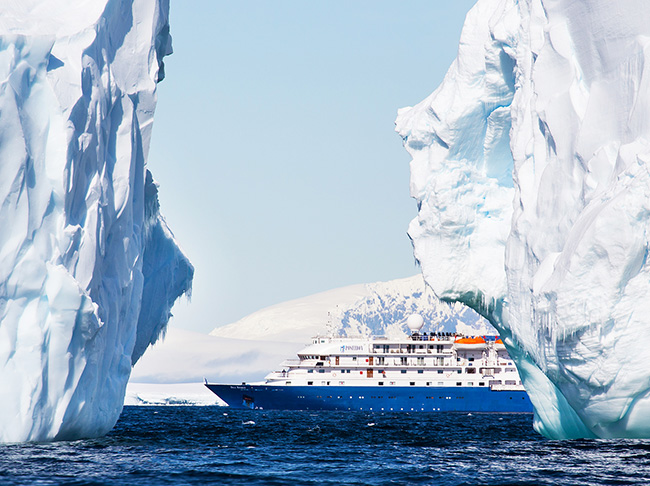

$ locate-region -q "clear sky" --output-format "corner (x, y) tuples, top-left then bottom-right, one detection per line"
(148, 1), (477, 334)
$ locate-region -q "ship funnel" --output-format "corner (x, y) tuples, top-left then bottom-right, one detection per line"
(406, 314), (424, 333)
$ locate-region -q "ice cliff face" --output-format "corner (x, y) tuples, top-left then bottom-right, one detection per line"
(0, 0), (192, 442)
(397, 0), (650, 438)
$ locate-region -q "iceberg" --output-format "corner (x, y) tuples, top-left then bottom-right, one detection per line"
(0, 0), (192, 442)
(397, 0), (650, 438)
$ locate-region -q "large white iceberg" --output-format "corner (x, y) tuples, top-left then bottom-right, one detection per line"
(0, 0), (192, 442)
(397, 0), (650, 438)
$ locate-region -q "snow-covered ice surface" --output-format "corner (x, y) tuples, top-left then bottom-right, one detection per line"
(124, 383), (222, 407)
(130, 327), (301, 386)
(129, 276), (491, 405)
(397, 0), (650, 438)
(0, 0), (192, 441)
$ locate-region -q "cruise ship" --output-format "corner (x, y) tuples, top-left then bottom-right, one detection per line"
(205, 316), (533, 413)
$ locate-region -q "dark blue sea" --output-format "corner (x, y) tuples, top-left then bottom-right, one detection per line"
(1, 407), (649, 485)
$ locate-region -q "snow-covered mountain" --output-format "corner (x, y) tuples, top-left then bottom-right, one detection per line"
(0, 1), (192, 442)
(210, 274), (493, 342)
(397, 0), (650, 438)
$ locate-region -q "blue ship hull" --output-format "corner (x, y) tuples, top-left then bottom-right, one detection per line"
(206, 384), (533, 413)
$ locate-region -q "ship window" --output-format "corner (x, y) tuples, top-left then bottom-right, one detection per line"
(378, 382), (384, 386)
(410, 382), (415, 386)
(457, 370), (462, 374)
(286, 381), (291, 385)
(308, 381), (313, 385)
(479, 382), (485, 386)
(456, 382), (462, 386)
(438, 370), (443, 374)
(401, 370), (407, 374)
(352, 357), (357, 361)
(468, 357), (475, 362)
(418, 370), (424, 374)
(318, 369), (325, 373)
(467, 382), (473, 386)
(426, 382), (431, 386)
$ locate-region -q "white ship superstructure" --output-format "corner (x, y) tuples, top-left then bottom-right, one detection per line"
(265, 333), (523, 391)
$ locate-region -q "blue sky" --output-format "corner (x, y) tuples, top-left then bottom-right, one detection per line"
(149, 1), (476, 334)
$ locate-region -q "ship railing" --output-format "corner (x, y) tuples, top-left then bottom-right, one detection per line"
(265, 371), (288, 380)
(279, 359), (300, 367)
(490, 383), (526, 392)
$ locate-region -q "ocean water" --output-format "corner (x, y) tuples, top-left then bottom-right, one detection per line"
(2, 407), (650, 485)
